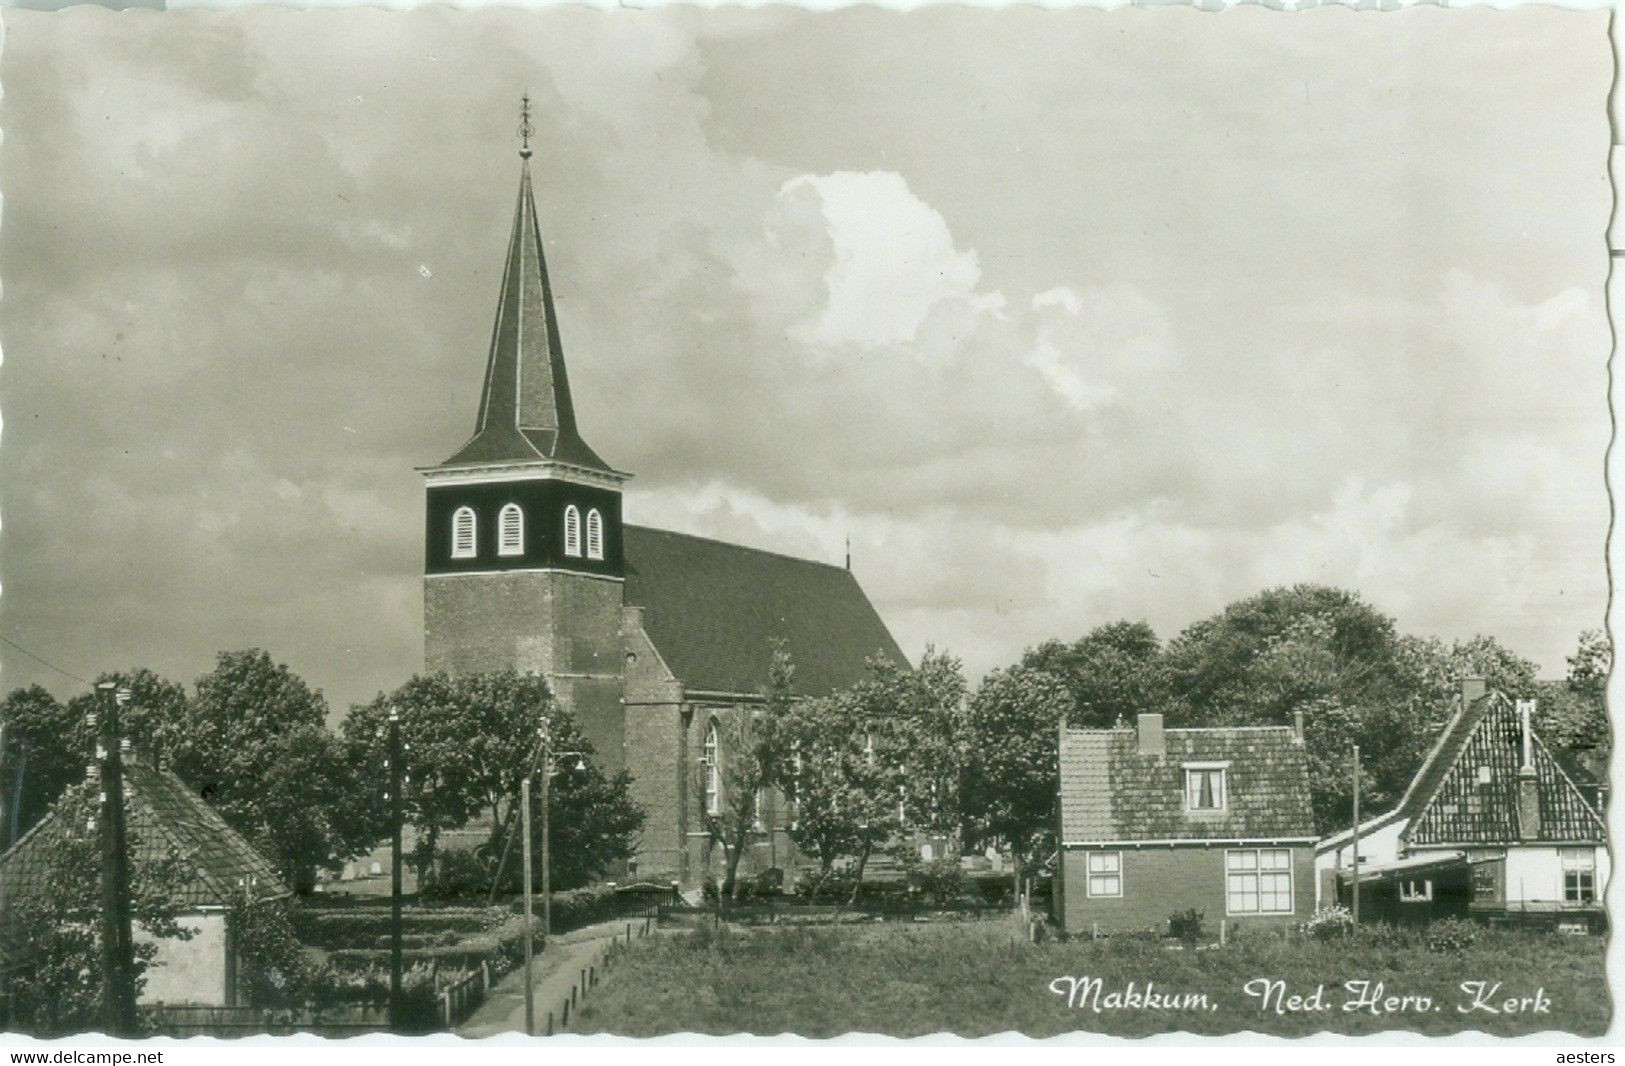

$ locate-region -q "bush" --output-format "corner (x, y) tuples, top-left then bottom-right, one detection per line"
(1300, 905), (1355, 942)
(1427, 918), (1479, 954)
(421, 846), (493, 901)
(1168, 908), (1205, 945)
(905, 859), (967, 906)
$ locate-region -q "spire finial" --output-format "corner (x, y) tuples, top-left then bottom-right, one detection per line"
(844, 535), (851, 571)
(518, 92), (534, 159)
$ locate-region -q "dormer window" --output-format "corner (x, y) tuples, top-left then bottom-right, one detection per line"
(1184, 763), (1228, 812)
(563, 505), (582, 557)
(451, 506), (477, 559)
(497, 503), (524, 557)
(586, 508), (604, 560)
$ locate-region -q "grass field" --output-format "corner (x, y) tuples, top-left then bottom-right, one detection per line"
(573, 918), (1609, 1038)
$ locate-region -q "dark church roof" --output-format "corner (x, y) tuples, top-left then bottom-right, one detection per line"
(438, 157), (614, 474)
(0, 762), (287, 914)
(623, 525), (907, 697)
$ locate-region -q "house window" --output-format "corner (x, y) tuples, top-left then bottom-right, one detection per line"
(1184, 764), (1228, 812)
(586, 508), (604, 560)
(451, 507), (477, 559)
(1225, 848), (1293, 915)
(1561, 848), (1596, 903)
(702, 721), (720, 816)
(1086, 852), (1122, 898)
(563, 505), (582, 558)
(497, 503), (524, 557)
(1399, 879), (1433, 902)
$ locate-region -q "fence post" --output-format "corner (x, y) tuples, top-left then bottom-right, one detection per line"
(562, 998), (570, 1027)
(590, 964), (596, 988)
(546, 1011), (553, 1036)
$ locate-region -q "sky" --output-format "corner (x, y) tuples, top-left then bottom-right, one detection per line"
(0, 4), (1611, 717)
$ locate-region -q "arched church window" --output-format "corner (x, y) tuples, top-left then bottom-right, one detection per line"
(497, 503), (524, 557)
(451, 506), (477, 559)
(703, 721), (720, 816)
(586, 509), (604, 561)
(563, 505), (582, 557)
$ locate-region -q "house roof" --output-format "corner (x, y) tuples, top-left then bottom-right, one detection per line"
(1058, 724), (1316, 843)
(623, 525), (907, 697)
(1406, 694), (1605, 846)
(437, 157), (614, 475)
(1318, 692), (1605, 851)
(0, 762), (288, 913)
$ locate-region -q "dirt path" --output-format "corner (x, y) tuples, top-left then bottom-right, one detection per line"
(455, 916), (651, 1037)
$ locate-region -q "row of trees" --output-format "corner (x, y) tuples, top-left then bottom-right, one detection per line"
(697, 585), (1608, 897)
(0, 652), (643, 895)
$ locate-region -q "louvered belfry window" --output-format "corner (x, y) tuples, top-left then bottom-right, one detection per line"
(498, 503), (524, 557)
(586, 508), (604, 560)
(451, 506), (477, 559)
(563, 505), (582, 557)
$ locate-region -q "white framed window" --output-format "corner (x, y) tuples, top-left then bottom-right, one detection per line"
(702, 721), (720, 816)
(586, 508), (604, 560)
(563, 505), (582, 558)
(1561, 848), (1596, 903)
(497, 503), (524, 557)
(1184, 763), (1228, 812)
(1399, 879), (1433, 902)
(1086, 851), (1122, 898)
(451, 506), (477, 559)
(1225, 848), (1293, 915)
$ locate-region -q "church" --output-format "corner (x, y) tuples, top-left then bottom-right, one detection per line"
(419, 124), (906, 888)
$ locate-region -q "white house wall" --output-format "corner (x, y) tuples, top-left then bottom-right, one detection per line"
(1314, 819), (1405, 905)
(136, 910), (229, 1006)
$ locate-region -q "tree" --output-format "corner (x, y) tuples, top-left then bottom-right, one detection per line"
(343, 671), (644, 893)
(0, 685), (82, 847)
(1021, 621), (1165, 729)
(959, 663), (1073, 879)
(3, 784), (192, 1035)
(693, 643), (794, 898)
(169, 650), (356, 889)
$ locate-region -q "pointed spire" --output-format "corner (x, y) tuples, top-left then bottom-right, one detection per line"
(440, 98), (612, 473)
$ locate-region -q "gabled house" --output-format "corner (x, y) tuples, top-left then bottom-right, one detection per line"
(1315, 677), (1608, 930)
(0, 758), (288, 1006)
(1054, 713), (1317, 935)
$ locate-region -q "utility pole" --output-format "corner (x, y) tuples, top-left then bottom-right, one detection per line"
(521, 774), (535, 1036)
(1350, 743), (1361, 925)
(95, 682), (137, 1036)
(388, 707), (403, 1031)
(541, 735), (552, 945)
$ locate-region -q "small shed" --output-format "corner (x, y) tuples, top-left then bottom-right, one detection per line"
(0, 760), (288, 1006)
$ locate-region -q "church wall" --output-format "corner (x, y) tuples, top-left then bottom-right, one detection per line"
(423, 568), (627, 774)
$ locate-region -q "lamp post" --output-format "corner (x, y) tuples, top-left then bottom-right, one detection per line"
(94, 682), (138, 1037)
(387, 707), (404, 1031)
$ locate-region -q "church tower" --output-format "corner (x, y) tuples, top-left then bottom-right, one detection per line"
(421, 99), (630, 770)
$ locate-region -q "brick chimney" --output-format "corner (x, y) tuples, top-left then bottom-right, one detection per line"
(1293, 710), (1305, 744)
(1517, 698), (1541, 840)
(1136, 713), (1165, 757)
(1460, 675), (1487, 708)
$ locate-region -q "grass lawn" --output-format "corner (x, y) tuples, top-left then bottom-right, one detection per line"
(573, 918), (1608, 1037)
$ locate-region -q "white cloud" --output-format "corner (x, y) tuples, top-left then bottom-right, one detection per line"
(785, 171), (981, 352)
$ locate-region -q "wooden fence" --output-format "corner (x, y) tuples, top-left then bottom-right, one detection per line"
(143, 1004), (390, 1038)
(436, 958), (491, 1028)
(545, 910), (656, 1035)
(656, 897), (1007, 925)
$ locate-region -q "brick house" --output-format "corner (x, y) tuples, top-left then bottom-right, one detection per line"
(418, 139), (905, 889)
(0, 759), (287, 1006)
(1315, 677), (1608, 930)
(1054, 714), (1316, 935)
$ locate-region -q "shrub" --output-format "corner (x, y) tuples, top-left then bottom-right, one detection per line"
(906, 858), (967, 906)
(1299, 905), (1355, 941)
(1427, 918), (1479, 954)
(1168, 908), (1205, 945)
(421, 846), (493, 901)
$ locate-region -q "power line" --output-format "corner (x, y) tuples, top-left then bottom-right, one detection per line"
(0, 633), (92, 686)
